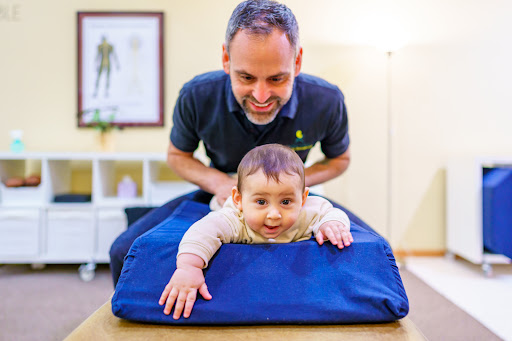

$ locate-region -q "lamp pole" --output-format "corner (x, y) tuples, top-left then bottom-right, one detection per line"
(386, 50), (393, 246)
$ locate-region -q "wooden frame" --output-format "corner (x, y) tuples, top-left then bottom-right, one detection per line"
(77, 12), (164, 127)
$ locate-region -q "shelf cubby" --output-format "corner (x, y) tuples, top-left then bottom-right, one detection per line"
(0, 157), (44, 206)
(147, 159), (198, 205)
(47, 159), (93, 204)
(95, 159), (145, 206)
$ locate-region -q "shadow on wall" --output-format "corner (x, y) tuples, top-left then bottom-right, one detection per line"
(398, 168), (446, 253)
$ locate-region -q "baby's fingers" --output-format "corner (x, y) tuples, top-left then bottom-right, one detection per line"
(341, 230), (354, 247)
(199, 283), (213, 300)
(159, 282), (173, 305)
(173, 290), (189, 320)
(315, 230), (325, 245)
(163, 287), (179, 315)
(325, 227), (344, 248)
(182, 290), (198, 318)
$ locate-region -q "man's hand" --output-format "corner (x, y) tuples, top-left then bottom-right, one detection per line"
(212, 178), (237, 206)
(167, 141), (236, 203)
(158, 264), (212, 319)
(316, 221), (353, 249)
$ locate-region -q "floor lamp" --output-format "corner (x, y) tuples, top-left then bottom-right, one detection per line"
(386, 50), (394, 245)
(361, 14), (409, 247)
(383, 45), (406, 247)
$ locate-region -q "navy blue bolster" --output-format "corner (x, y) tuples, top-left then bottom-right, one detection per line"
(112, 200), (409, 325)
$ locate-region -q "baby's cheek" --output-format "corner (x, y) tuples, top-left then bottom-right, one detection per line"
(283, 213), (300, 229)
(244, 216), (260, 230)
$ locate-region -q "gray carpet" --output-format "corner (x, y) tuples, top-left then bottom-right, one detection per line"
(0, 263), (503, 341)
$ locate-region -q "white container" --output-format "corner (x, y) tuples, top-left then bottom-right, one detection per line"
(95, 208), (127, 262)
(0, 208), (40, 258)
(117, 175), (137, 198)
(45, 208), (94, 261)
(0, 183), (45, 206)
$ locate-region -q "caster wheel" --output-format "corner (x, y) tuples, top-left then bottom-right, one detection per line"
(482, 263), (493, 278)
(31, 263), (46, 270)
(79, 263), (96, 282)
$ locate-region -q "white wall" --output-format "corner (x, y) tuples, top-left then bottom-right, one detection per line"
(1, 0), (512, 251)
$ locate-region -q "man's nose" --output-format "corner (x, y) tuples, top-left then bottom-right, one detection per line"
(252, 81), (271, 104)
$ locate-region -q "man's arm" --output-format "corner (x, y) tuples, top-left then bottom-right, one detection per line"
(304, 147), (350, 187)
(167, 141), (237, 205)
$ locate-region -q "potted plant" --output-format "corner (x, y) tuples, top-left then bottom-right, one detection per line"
(79, 107), (122, 151)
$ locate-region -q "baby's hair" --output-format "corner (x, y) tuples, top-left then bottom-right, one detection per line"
(237, 144), (305, 192)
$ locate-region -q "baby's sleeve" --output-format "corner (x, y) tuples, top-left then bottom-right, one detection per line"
(177, 209), (241, 268)
(307, 197), (351, 236)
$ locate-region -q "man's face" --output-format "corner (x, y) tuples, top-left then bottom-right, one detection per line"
(222, 29), (302, 125)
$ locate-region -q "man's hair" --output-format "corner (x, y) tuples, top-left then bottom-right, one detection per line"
(237, 144), (305, 192)
(225, 0), (299, 54)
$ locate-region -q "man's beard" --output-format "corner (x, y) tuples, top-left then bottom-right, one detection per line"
(242, 96), (283, 125)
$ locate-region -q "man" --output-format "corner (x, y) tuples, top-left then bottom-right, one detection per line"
(110, 0), (371, 288)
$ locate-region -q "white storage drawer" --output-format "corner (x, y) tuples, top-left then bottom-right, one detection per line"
(95, 209), (127, 262)
(45, 209), (94, 260)
(0, 184), (45, 206)
(0, 208), (40, 258)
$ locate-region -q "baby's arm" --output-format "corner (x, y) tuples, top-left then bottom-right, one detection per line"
(159, 208), (239, 319)
(158, 253), (212, 320)
(316, 220), (353, 249)
(307, 198), (353, 249)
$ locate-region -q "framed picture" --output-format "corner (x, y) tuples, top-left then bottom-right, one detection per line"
(77, 12), (164, 127)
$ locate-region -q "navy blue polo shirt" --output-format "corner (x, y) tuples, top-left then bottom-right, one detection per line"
(170, 70), (349, 174)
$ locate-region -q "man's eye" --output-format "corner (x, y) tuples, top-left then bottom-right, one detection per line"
(281, 199), (291, 205)
(241, 75), (253, 81)
(271, 77), (283, 82)
(256, 199), (266, 205)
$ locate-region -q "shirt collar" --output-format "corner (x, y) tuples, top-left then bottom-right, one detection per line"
(225, 75), (299, 119)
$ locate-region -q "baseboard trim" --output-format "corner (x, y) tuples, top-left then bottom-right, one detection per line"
(393, 249), (445, 258)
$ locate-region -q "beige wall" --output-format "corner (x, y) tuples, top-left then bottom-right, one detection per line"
(1, 0), (512, 251)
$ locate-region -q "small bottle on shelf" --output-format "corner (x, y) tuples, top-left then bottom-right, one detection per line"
(10, 130), (25, 153)
(117, 175), (137, 198)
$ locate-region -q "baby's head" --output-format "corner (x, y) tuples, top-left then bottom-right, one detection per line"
(232, 144), (309, 239)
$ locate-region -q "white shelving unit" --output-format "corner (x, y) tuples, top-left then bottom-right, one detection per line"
(0, 152), (198, 280)
(446, 156), (512, 276)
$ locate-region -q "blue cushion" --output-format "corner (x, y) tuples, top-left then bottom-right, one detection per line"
(112, 200), (409, 325)
(483, 168), (512, 259)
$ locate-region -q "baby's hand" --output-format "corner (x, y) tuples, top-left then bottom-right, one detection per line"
(316, 221), (353, 249)
(158, 267), (212, 319)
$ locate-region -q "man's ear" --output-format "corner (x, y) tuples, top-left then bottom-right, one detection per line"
(301, 187), (309, 207)
(222, 43), (230, 74)
(294, 46), (303, 76)
(232, 186), (243, 210)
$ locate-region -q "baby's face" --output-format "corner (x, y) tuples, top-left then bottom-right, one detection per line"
(233, 169), (308, 239)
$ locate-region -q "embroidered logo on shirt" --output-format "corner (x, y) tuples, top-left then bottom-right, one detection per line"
(290, 130), (313, 151)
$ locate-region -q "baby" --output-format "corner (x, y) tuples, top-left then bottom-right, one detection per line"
(159, 144), (353, 319)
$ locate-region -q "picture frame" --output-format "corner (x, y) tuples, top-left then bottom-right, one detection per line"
(77, 12), (164, 127)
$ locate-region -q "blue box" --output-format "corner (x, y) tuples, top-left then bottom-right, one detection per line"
(483, 167), (512, 259)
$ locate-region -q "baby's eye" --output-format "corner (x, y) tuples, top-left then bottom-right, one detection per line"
(281, 199), (291, 205)
(256, 199), (266, 205)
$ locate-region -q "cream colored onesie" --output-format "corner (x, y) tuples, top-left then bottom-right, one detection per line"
(178, 196), (350, 268)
